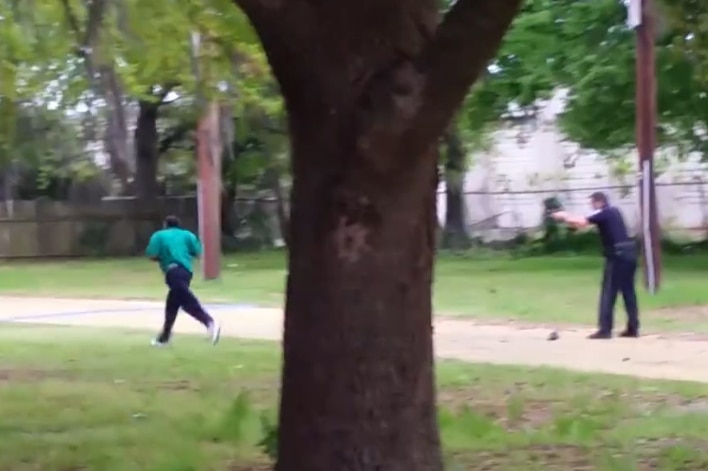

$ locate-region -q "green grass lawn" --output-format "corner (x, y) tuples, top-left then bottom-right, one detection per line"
(1, 252), (708, 331)
(1, 325), (708, 470)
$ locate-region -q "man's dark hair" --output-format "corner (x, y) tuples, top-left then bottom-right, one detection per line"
(164, 215), (181, 228)
(590, 192), (608, 206)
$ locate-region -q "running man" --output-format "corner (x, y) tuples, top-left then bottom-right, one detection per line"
(146, 215), (221, 346)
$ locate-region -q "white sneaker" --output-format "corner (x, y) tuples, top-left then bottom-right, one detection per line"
(207, 321), (221, 345)
(151, 338), (168, 347)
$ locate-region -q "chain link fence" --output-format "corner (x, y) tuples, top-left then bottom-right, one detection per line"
(3, 180), (708, 258)
(444, 181), (708, 243)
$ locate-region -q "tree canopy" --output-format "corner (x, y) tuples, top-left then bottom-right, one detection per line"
(4, 0), (708, 198)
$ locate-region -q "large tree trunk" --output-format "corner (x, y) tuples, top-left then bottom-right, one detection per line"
(442, 126), (470, 249)
(233, 1), (523, 470)
(59, 0), (132, 189)
(134, 100), (160, 200)
(278, 118), (441, 470)
(134, 84), (177, 200)
(98, 65), (132, 190)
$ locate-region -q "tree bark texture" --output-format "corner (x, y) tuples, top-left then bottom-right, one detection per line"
(280, 132), (441, 470)
(59, 0), (132, 188)
(442, 126), (470, 250)
(135, 85), (178, 199)
(98, 65), (132, 189)
(134, 100), (160, 200)
(197, 101), (223, 280)
(232, 1), (524, 470)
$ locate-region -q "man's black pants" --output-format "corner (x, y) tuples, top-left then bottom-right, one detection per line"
(598, 257), (639, 334)
(158, 265), (213, 343)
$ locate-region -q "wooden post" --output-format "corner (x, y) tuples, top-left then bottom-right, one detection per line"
(196, 102), (222, 280)
(634, 0), (661, 292)
(191, 31), (222, 280)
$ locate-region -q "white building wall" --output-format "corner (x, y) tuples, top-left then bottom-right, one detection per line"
(437, 91), (708, 242)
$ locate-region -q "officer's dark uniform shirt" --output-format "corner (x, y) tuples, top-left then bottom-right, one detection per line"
(587, 205), (630, 258)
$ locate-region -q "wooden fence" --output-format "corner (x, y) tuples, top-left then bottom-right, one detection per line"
(0, 197), (198, 258)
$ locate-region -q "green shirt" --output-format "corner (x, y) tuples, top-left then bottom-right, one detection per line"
(145, 227), (202, 274)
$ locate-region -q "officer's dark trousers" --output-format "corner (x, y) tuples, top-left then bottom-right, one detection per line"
(158, 265), (213, 343)
(598, 257), (639, 334)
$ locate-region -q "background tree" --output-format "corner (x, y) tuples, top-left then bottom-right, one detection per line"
(496, 0), (708, 159)
(0, 1), (101, 199)
(0, 0), (291, 208)
(439, 0), (559, 249)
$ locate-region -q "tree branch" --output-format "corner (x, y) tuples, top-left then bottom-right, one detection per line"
(59, 0), (108, 50)
(231, 0), (280, 25)
(58, 0), (109, 69)
(58, 0), (84, 47)
(405, 0), (523, 151)
(83, 0), (108, 51)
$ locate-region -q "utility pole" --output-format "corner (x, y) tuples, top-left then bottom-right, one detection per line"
(190, 31), (222, 280)
(629, 0), (661, 293)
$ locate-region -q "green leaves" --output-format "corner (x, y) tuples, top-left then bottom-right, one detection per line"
(463, 0), (708, 158)
(457, 0), (562, 146)
(0, 0), (281, 174)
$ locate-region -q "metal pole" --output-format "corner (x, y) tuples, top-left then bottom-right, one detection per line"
(635, 0), (661, 292)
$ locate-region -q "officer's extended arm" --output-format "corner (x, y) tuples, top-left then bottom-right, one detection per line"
(550, 211), (591, 228)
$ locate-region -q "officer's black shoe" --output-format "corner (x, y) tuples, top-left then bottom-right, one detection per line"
(619, 330), (639, 338)
(588, 331), (612, 339)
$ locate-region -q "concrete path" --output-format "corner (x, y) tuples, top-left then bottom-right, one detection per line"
(3, 296), (708, 383)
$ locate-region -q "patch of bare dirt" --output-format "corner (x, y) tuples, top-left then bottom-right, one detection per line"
(653, 394), (708, 411)
(633, 438), (708, 470)
(653, 305), (708, 323)
(229, 463), (272, 471)
(438, 387), (559, 431)
(118, 379), (201, 392)
(437, 314), (582, 331)
(129, 378), (280, 401)
(447, 445), (594, 470)
(449, 440), (708, 470)
(227, 435), (708, 471)
(439, 309), (708, 342)
(157, 379), (198, 391)
(439, 384), (708, 434)
(0, 368), (75, 382)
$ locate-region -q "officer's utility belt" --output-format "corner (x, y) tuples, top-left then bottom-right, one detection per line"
(606, 241), (637, 262)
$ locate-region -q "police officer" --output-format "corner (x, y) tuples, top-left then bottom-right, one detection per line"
(551, 192), (639, 339)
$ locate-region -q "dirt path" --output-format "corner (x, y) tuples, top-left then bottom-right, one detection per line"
(3, 296), (708, 383)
